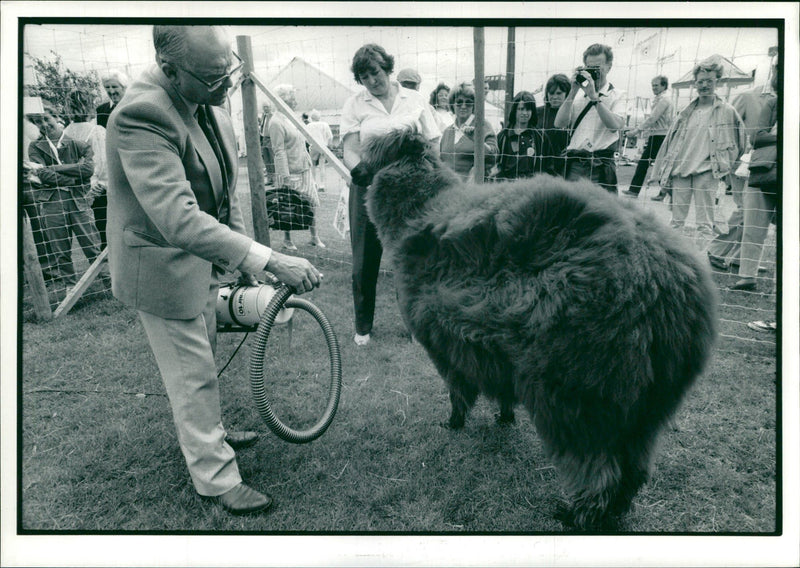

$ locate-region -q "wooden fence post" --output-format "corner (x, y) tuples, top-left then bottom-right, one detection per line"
(473, 27), (486, 184)
(236, 35), (271, 247)
(505, 27), (516, 126)
(22, 215), (52, 321)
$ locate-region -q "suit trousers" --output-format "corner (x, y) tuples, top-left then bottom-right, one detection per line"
(349, 181), (383, 335)
(669, 171), (716, 235)
(739, 183), (776, 280)
(628, 135), (665, 194)
(137, 273), (242, 497)
(39, 190), (102, 284)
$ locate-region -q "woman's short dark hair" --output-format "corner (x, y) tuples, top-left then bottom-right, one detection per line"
(653, 75), (669, 88)
(448, 82), (475, 113)
(429, 82), (450, 106)
(508, 91), (537, 128)
(545, 74), (571, 103)
(351, 43), (395, 85)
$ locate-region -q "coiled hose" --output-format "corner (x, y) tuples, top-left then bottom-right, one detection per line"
(248, 285), (342, 444)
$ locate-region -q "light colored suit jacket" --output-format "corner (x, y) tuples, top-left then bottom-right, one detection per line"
(106, 65), (252, 319)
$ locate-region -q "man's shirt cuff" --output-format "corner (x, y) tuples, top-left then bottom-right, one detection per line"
(238, 240), (273, 273)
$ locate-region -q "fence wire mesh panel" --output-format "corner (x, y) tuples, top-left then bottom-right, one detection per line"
(21, 23), (779, 353)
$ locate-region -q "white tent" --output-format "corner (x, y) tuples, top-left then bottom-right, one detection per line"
(264, 56), (356, 125)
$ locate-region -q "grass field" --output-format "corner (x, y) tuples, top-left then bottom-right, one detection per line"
(18, 161), (780, 534)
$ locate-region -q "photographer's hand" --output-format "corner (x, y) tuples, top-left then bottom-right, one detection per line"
(569, 69), (583, 96)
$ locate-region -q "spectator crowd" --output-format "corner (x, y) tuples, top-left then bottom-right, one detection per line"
(24, 37), (778, 335)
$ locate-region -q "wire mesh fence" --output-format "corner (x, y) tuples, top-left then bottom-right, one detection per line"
(20, 23), (780, 349)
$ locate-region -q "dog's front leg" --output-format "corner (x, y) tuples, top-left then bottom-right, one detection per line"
(444, 380), (479, 429)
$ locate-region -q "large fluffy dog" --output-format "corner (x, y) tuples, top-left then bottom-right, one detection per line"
(354, 128), (718, 531)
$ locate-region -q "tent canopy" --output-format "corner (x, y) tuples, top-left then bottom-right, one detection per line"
(671, 54), (754, 89)
(266, 56), (355, 116)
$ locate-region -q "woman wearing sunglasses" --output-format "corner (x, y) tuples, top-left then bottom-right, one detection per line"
(439, 82), (498, 181)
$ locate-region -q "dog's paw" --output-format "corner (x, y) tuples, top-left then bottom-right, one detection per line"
(442, 415), (465, 430)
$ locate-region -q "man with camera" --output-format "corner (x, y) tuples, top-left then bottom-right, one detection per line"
(554, 43), (626, 193)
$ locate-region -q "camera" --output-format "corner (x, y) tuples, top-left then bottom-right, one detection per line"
(576, 67), (600, 86)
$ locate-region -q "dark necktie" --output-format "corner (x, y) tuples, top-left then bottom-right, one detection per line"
(197, 105), (230, 225)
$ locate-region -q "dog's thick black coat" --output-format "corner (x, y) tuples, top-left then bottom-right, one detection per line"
(360, 129), (718, 531)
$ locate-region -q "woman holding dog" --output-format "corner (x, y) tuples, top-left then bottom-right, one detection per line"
(439, 82), (499, 181)
(494, 91), (549, 180)
(340, 43), (440, 346)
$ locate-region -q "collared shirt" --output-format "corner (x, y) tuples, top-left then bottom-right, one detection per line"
(45, 132), (67, 164)
(565, 83), (625, 153)
(639, 91), (674, 136)
(340, 81), (440, 150)
(453, 114), (475, 144)
(670, 104), (713, 177)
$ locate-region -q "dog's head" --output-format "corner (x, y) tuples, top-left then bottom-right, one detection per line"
(361, 127), (455, 249)
(359, 127), (433, 177)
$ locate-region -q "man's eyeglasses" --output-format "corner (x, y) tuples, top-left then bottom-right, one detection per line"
(168, 51), (244, 91)
(454, 99), (474, 106)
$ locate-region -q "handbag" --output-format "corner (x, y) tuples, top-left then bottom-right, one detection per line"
(264, 185), (314, 231)
(747, 143), (777, 188)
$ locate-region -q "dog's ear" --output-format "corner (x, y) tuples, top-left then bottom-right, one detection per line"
(398, 131), (428, 160)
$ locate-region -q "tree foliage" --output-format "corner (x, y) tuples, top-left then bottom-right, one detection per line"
(25, 51), (101, 123)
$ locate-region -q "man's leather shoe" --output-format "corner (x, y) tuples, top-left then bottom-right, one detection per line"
(217, 483), (273, 515)
(225, 430), (259, 450)
(651, 193), (666, 201)
(707, 253), (729, 271)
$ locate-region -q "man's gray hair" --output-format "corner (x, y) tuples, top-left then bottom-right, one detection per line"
(101, 68), (130, 87)
(153, 25), (190, 64)
(274, 84), (296, 103)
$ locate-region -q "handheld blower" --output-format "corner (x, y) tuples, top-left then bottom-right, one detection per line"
(216, 280), (342, 444)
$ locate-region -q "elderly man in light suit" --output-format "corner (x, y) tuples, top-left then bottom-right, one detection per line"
(106, 25), (322, 515)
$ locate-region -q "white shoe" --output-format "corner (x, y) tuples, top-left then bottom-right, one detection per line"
(354, 333), (371, 346)
(747, 320), (776, 332)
